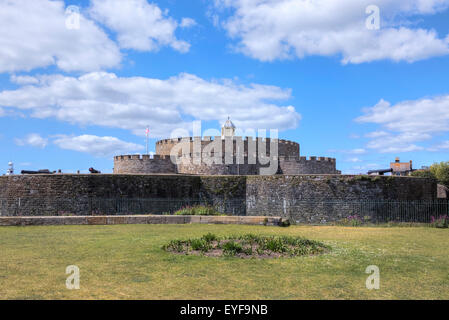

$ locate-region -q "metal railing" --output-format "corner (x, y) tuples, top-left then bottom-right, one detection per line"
(277, 199), (449, 223)
(0, 198), (247, 217)
(0, 198), (447, 223)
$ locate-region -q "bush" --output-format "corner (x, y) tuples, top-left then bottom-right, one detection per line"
(264, 238), (287, 253)
(278, 219), (291, 227)
(222, 241), (243, 255)
(190, 239), (212, 252)
(431, 162), (449, 188)
(337, 214), (363, 227)
(163, 233), (330, 258)
(202, 233), (218, 242)
(413, 162), (449, 188)
(174, 205), (222, 216)
(410, 170), (436, 179)
(430, 215), (449, 229)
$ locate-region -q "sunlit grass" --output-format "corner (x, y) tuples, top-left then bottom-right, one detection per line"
(0, 224), (448, 299)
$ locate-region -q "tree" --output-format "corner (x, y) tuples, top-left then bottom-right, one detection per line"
(430, 161), (449, 188)
(410, 170), (436, 179)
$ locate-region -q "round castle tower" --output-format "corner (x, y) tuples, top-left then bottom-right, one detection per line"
(114, 119), (340, 175)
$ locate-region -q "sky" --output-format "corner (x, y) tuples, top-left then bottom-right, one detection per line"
(1, 0), (449, 174)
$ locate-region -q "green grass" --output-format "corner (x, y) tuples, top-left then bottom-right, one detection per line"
(163, 233), (329, 257)
(0, 224), (448, 299)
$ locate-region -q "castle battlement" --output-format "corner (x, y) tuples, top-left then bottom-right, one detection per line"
(115, 119), (338, 175)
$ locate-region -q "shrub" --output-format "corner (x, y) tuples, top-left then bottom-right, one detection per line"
(163, 240), (185, 252)
(410, 170), (436, 180)
(174, 205), (222, 216)
(222, 241), (243, 256)
(430, 162), (449, 188)
(163, 233), (330, 258)
(264, 238), (287, 253)
(430, 215), (449, 229)
(190, 239), (212, 252)
(202, 233), (218, 242)
(337, 214), (363, 226)
(278, 219), (291, 227)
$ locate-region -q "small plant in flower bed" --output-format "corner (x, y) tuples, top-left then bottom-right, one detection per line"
(173, 205), (223, 216)
(337, 214), (363, 227)
(162, 233), (330, 258)
(430, 215), (449, 228)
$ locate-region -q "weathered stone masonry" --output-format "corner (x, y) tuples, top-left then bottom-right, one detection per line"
(0, 174), (437, 222)
(114, 137), (340, 175)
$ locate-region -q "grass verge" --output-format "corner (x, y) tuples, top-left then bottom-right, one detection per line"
(0, 224), (448, 299)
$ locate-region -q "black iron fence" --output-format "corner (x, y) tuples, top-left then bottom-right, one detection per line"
(279, 200), (449, 223)
(0, 197), (447, 224)
(0, 198), (247, 217)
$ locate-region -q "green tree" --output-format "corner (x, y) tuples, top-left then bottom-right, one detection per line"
(410, 170), (436, 179)
(430, 161), (449, 188)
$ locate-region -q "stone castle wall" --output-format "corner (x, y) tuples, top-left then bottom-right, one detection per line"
(114, 154), (340, 175)
(116, 136), (339, 175)
(155, 137), (300, 158)
(0, 174), (437, 222)
(279, 156), (340, 175)
(113, 155), (176, 174)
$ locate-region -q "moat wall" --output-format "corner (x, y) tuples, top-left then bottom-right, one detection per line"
(0, 174), (438, 222)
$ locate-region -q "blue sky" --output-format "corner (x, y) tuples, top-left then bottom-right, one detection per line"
(1, 0), (449, 174)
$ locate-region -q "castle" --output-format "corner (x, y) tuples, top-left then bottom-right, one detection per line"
(114, 118), (341, 175)
(0, 119), (441, 221)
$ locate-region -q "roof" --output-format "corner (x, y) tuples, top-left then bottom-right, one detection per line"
(223, 117), (236, 129)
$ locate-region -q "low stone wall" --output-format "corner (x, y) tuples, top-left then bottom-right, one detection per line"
(0, 215), (282, 227)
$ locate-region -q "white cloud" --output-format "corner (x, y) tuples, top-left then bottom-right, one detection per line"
(53, 134), (143, 157)
(365, 131), (390, 138)
(10, 75), (40, 85)
(15, 133), (48, 148)
(0, 0), (121, 73)
(345, 157), (363, 163)
(89, 0), (193, 53)
(328, 148), (366, 154)
(428, 140), (449, 151)
(180, 18), (197, 28)
(214, 0), (449, 63)
(0, 72), (301, 137)
(349, 148), (367, 154)
(356, 95), (449, 153)
(345, 163), (380, 174)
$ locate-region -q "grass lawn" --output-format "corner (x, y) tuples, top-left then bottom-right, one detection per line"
(0, 224), (448, 299)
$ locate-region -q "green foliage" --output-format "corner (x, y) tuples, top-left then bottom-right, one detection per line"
(164, 233), (330, 258)
(202, 233), (218, 242)
(174, 205), (222, 216)
(264, 238), (287, 253)
(413, 162), (449, 187)
(190, 239), (212, 252)
(278, 219), (291, 227)
(222, 241), (243, 256)
(337, 215), (363, 227)
(410, 170), (436, 179)
(162, 240), (185, 253)
(430, 216), (449, 229)
(430, 161), (449, 188)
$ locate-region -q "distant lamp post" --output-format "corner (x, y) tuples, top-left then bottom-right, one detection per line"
(6, 162), (14, 175)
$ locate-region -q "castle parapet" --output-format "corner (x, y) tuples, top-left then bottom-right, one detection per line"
(114, 154), (176, 174)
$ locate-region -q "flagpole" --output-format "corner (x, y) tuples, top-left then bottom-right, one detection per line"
(145, 126), (149, 155)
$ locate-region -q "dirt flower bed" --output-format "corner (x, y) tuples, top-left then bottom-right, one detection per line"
(162, 233), (330, 259)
